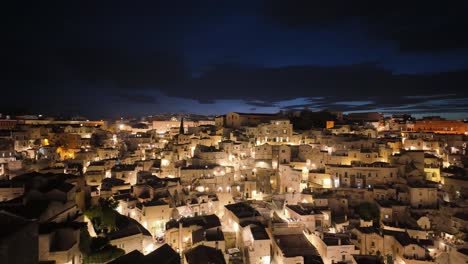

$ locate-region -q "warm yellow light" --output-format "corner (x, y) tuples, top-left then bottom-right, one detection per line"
(144, 243), (154, 254)
(323, 178), (331, 188)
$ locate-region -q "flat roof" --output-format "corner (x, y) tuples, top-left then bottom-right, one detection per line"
(274, 234), (320, 258)
(286, 204), (323, 216)
(250, 225), (270, 240)
(225, 202), (260, 219)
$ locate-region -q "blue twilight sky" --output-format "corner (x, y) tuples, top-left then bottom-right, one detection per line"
(2, 1), (468, 119)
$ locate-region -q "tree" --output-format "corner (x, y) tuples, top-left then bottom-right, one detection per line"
(80, 233), (125, 264)
(84, 198), (120, 233)
(289, 110), (338, 130)
(98, 197), (119, 210)
(90, 132), (106, 148)
(356, 202), (380, 224)
(79, 229), (92, 255)
(84, 246), (125, 264)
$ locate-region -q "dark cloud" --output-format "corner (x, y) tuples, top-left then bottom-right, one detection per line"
(278, 95), (468, 116)
(1, 1), (467, 118)
(245, 100), (278, 108)
(4, 47), (187, 91)
(198, 99), (217, 104)
(114, 93), (158, 104)
(166, 63), (468, 103)
(265, 0), (468, 52)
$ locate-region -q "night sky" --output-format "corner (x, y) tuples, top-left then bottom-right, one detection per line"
(3, 1), (468, 119)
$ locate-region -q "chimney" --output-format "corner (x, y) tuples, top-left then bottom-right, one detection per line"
(338, 238), (341, 246)
(344, 214), (348, 221)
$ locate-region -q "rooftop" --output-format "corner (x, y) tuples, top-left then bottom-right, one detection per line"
(108, 250), (144, 264)
(383, 230), (416, 246)
(453, 212), (468, 221)
(274, 234), (320, 258)
(111, 164), (137, 172)
(250, 224), (270, 240)
(142, 199), (169, 207)
(181, 164), (217, 170)
(192, 227), (224, 244)
(353, 255), (385, 264)
(144, 244), (180, 264)
(0, 210), (33, 239)
(110, 244), (180, 264)
(407, 181), (437, 188)
(166, 214), (221, 230)
(225, 202), (261, 219)
(286, 204), (323, 216)
(356, 226), (381, 235)
(185, 244), (226, 264)
(322, 235), (352, 246)
(376, 199), (406, 208)
(107, 218), (152, 241)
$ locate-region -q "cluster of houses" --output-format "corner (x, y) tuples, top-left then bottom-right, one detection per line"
(0, 112), (467, 264)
